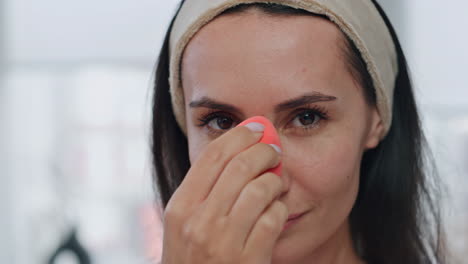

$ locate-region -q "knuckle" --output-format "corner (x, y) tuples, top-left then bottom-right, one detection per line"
(260, 201), (288, 231)
(231, 154), (254, 174)
(202, 145), (225, 164)
(250, 173), (282, 200)
(245, 183), (269, 201)
(258, 213), (280, 232)
(182, 217), (231, 260)
(182, 222), (208, 247)
(275, 201), (289, 221)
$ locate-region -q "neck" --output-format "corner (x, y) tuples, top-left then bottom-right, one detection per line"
(302, 220), (365, 264)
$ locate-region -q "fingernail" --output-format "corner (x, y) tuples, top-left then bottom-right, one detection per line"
(269, 144), (282, 154)
(244, 122), (265, 132)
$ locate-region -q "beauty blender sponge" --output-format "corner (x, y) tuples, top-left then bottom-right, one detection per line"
(237, 116), (282, 176)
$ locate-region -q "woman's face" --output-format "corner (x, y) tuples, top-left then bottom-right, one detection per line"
(181, 10), (383, 263)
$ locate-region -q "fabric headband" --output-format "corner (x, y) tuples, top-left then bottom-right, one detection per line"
(168, 0), (398, 138)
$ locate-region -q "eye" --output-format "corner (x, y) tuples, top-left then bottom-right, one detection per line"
(208, 115), (235, 130)
(197, 111), (238, 135)
(289, 107), (328, 131)
(292, 111), (318, 126)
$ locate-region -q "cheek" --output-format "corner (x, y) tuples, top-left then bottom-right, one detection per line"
(283, 134), (363, 202)
(187, 129), (210, 165)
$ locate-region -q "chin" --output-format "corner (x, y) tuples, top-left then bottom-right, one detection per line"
(271, 237), (302, 264)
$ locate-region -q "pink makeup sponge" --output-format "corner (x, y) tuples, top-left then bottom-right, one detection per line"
(237, 116), (282, 176)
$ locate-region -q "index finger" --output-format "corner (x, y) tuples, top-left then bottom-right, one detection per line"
(173, 123), (264, 208)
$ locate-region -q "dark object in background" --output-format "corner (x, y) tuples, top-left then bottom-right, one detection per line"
(47, 227), (91, 264)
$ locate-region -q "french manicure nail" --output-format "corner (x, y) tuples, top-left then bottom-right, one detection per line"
(269, 144), (282, 154)
(244, 122), (265, 132)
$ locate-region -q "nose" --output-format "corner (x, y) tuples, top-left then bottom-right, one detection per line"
(237, 116), (283, 176)
(237, 116), (290, 193)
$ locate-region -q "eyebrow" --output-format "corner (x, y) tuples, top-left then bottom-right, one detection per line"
(189, 96), (243, 115)
(274, 92), (337, 112)
(189, 92), (337, 114)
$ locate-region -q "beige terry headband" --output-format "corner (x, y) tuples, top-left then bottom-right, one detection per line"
(168, 0), (398, 137)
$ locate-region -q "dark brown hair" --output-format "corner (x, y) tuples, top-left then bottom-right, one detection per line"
(151, 2), (445, 263)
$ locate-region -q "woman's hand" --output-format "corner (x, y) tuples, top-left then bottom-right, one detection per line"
(161, 124), (288, 264)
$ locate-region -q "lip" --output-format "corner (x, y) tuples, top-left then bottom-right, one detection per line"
(287, 212), (305, 221)
(283, 211), (308, 231)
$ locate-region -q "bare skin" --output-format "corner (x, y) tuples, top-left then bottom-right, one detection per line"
(161, 9), (383, 264)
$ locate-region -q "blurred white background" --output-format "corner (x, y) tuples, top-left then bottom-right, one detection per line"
(0, 0), (466, 263)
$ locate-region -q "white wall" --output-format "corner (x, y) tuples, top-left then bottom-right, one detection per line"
(407, 0), (468, 107)
(406, 1), (468, 260)
(5, 0), (180, 64)
(1, 1), (181, 263)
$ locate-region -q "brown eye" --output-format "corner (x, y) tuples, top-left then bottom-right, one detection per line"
(297, 112), (318, 126)
(290, 109), (326, 130)
(213, 116), (234, 130)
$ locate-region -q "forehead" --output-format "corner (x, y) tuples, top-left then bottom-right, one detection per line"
(181, 10), (350, 105)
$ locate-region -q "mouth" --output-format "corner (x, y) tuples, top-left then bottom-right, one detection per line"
(283, 211), (308, 231)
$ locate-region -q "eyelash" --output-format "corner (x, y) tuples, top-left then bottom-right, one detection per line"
(197, 110), (240, 134)
(290, 106), (330, 131)
(196, 105), (330, 136)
